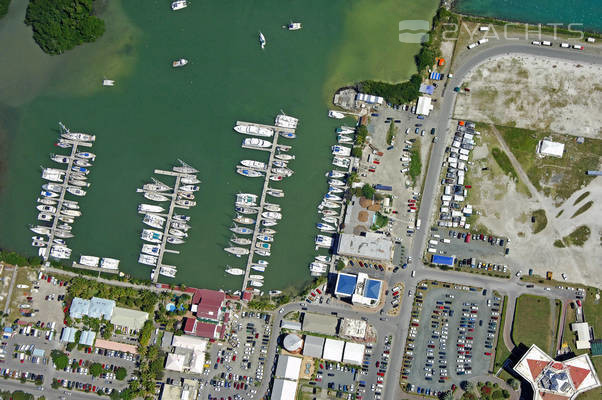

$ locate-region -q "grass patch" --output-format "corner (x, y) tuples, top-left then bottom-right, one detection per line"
(531, 209), (547, 234)
(491, 147), (518, 180)
(573, 191), (590, 206)
(556, 209), (564, 218)
(409, 141), (422, 185)
(571, 200), (593, 219)
(386, 122), (397, 145)
(513, 295), (555, 353)
(553, 239), (565, 248)
(496, 125), (602, 201)
(494, 296), (511, 370)
(371, 212), (389, 230)
(561, 225), (591, 247)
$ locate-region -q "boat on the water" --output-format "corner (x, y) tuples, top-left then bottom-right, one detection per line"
(69, 179), (89, 187)
(171, 0), (187, 10)
(143, 214), (166, 229)
(138, 254), (158, 266)
(326, 170), (345, 178)
(235, 206), (258, 215)
(234, 125), (274, 137)
(50, 154), (70, 163)
(259, 31), (266, 49)
(285, 21), (302, 31)
(317, 223), (336, 232)
(159, 266), (177, 278)
(141, 229), (163, 243)
(257, 235), (273, 243)
(173, 58), (188, 67)
(230, 235), (252, 246)
(337, 135), (353, 143)
(316, 255), (331, 263)
(181, 175), (200, 184)
(141, 244), (161, 256)
(42, 170), (64, 182)
(255, 259), (269, 266)
(272, 160), (288, 168)
(329, 186), (344, 194)
(321, 201), (341, 209)
(173, 214), (190, 221)
(38, 197), (57, 206)
(42, 183), (64, 193)
(321, 209), (338, 216)
(273, 167), (293, 176)
(237, 168), (264, 178)
(333, 156), (351, 168)
(322, 216), (338, 224)
(102, 79), (115, 87)
(240, 159), (267, 170)
(224, 247), (250, 257)
(71, 166), (90, 175)
(144, 192), (169, 202)
(61, 130), (96, 142)
(37, 205), (56, 213)
(230, 223), (253, 235)
(250, 280), (263, 287)
(234, 214), (255, 225)
(269, 175), (283, 182)
(66, 186), (86, 196)
(336, 126), (355, 134)
(275, 153), (295, 161)
(53, 230), (74, 239)
(41, 190), (59, 198)
(279, 131), (296, 139)
(263, 203), (281, 212)
(143, 183), (171, 192)
(262, 211), (282, 220)
(269, 289), (282, 296)
(236, 193), (258, 206)
(243, 138), (271, 148)
(324, 193), (342, 201)
(180, 184), (199, 192)
(255, 249), (271, 257)
(260, 228), (276, 235)
(266, 188), (284, 198)
(75, 151), (95, 159)
(38, 213), (54, 222)
(274, 112), (299, 129)
(176, 199), (196, 207)
(30, 225), (51, 235)
(167, 236), (185, 245)
(332, 145), (352, 156)
(169, 228), (188, 238)
(328, 110), (345, 119)
(171, 221), (190, 230)
(315, 235), (333, 246)
(251, 265), (266, 272)
(61, 208), (81, 217)
(329, 179), (345, 187)
(173, 159), (198, 174)
(262, 219), (278, 227)
(50, 245), (72, 259)
(249, 274), (264, 280)
(73, 158), (92, 167)
(225, 267), (245, 276)
(177, 192), (194, 201)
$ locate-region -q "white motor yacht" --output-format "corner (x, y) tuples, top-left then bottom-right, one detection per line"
(79, 255), (100, 267)
(243, 138), (271, 148)
(173, 58), (189, 67)
(234, 125), (274, 137)
(138, 254), (158, 266)
(141, 244), (161, 256)
(171, 0), (187, 10)
(328, 110), (345, 119)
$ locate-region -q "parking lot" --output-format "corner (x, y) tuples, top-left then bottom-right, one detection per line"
(199, 311), (270, 399)
(427, 229), (508, 260)
(401, 282), (502, 394)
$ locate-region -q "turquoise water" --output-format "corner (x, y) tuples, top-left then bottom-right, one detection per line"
(455, 0), (602, 33)
(0, 0), (439, 292)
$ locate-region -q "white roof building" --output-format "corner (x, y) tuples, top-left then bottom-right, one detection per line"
(336, 232), (393, 261)
(343, 342), (365, 365)
(164, 353), (186, 372)
(571, 322), (592, 350)
(322, 338), (345, 362)
(275, 355), (302, 381)
(355, 93), (384, 105)
(537, 139), (565, 158)
(416, 96), (434, 116)
(170, 334), (208, 374)
(271, 378), (298, 400)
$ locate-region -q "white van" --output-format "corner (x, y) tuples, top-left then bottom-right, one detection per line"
(477, 39), (488, 45)
(532, 41), (541, 45)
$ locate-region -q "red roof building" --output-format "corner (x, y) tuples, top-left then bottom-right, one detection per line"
(190, 289), (225, 322)
(182, 317), (219, 339)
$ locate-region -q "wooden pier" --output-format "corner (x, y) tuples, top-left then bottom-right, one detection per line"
(238, 121), (297, 292)
(41, 139), (93, 262)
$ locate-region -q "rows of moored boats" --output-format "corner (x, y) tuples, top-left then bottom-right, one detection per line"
(310, 125), (356, 276)
(30, 122), (97, 261)
(137, 160), (200, 279)
(224, 113), (299, 289)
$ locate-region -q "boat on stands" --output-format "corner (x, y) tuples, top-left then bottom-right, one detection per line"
(225, 267), (245, 276)
(141, 244), (161, 256)
(237, 168), (264, 178)
(67, 186), (86, 196)
(224, 247), (250, 257)
(279, 131), (296, 139)
(138, 254), (158, 266)
(234, 125), (274, 137)
(240, 160), (267, 170)
(74, 153), (95, 162)
(328, 110), (345, 119)
(143, 214), (166, 229)
(171, 0), (187, 10)
(275, 153), (295, 161)
(236, 193), (258, 206)
(141, 229), (163, 243)
(266, 188), (284, 198)
(175, 199), (196, 207)
(230, 235), (252, 246)
(173, 58), (188, 67)
(173, 159), (198, 174)
(230, 223), (253, 235)
(234, 214), (255, 225)
(236, 206), (258, 215)
(167, 236), (185, 245)
(243, 138), (271, 148)
(274, 112), (298, 129)
(262, 211), (282, 220)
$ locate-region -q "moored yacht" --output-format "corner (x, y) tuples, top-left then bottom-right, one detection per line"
(235, 206), (258, 215)
(260, 228), (276, 235)
(324, 193), (342, 201)
(331, 145), (352, 156)
(236, 193), (258, 206)
(143, 214), (166, 229)
(173, 214), (190, 221)
(171, 0), (187, 10)
(237, 168), (264, 178)
(73, 159), (92, 167)
(338, 135), (353, 143)
(316, 255), (331, 263)
(30, 225), (51, 235)
(329, 179), (345, 187)
(144, 192), (169, 202)
(326, 170), (345, 178)
(243, 138), (271, 148)
(181, 175), (200, 184)
(138, 254), (158, 266)
(255, 248), (271, 257)
(234, 125), (274, 137)
(328, 110), (345, 119)
(274, 153), (295, 161)
(317, 223), (336, 232)
(67, 186), (86, 196)
(141, 244), (161, 256)
(315, 235), (333, 246)
(141, 229), (163, 243)
(240, 160), (267, 170)
(50, 154), (70, 163)
(180, 184), (199, 192)
(257, 235), (273, 243)
(75, 151), (95, 159)
(251, 265), (266, 272)
(225, 267), (245, 276)
(173, 159), (198, 174)
(38, 197), (57, 206)
(42, 183), (64, 193)
(266, 188), (284, 198)
(263, 203), (281, 212)
(333, 156), (351, 168)
(171, 221), (190, 230)
(167, 236), (185, 245)
(41, 190), (59, 198)
(173, 58), (188, 67)
(234, 214), (255, 225)
(38, 213), (54, 222)
(274, 112), (298, 129)
(230, 223), (253, 235)
(79, 255), (100, 267)
(262, 211), (282, 220)
(37, 205), (56, 213)
(224, 247), (250, 257)
(279, 131), (296, 139)
(230, 235), (252, 246)
(175, 199), (196, 207)
(159, 266), (177, 278)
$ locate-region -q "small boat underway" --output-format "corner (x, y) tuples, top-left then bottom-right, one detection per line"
(286, 21), (302, 31)
(234, 125), (274, 137)
(102, 79), (115, 87)
(171, 0), (187, 10)
(328, 110), (345, 119)
(173, 58), (188, 68)
(259, 31), (266, 49)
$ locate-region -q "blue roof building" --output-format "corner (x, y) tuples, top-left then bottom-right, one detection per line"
(364, 279), (382, 300)
(335, 273), (357, 297)
(419, 84), (435, 95)
(334, 272), (383, 307)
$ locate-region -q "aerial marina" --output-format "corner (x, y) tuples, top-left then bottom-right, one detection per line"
(223, 112), (299, 292)
(137, 160), (201, 282)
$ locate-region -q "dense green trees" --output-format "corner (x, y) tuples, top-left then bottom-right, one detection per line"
(51, 350), (69, 370)
(24, 0), (105, 54)
(68, 276), (157, 313)
(359, 74), (422, 105)
(115, 367), (127, 381)
(0, 0), (11, 19)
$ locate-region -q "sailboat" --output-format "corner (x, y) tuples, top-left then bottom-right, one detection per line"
(230, 223), (253, 235)
(225, 266), (245, 276)
(259, 31), (266, 49)
(230, 235), (252, 246)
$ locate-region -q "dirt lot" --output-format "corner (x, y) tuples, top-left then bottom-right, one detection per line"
(454, 55), (602, 139)
(462, 125), (602, 288)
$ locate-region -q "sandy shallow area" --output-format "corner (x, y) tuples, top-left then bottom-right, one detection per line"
(454, 55), (602, 139)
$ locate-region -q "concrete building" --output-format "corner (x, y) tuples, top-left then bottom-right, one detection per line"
(302, 335), (325, 358)
(94, 339), (138, 354)
(160, 379), (199, 400)
(110, 307), (149, 334)
(334, 272), (383, 307)
(164, 353), (186, 373)
(336, 232), (393, 262)
(571, 322), (592, 350)
(322, 338), (345, 362)
(514, 344), (600, 400)
(280, 320), (302, 331)
(283, 334), (303, 354)
(343, 342), (366, 365)
(271, 378), (298, 400)
(340, 318), (368, 339)
(169, 334), (208, 374)
(301, 313), (338, 336)
(536, 139), (565, 158)
(275, 355), (302, 381)
(416, 96), (434, 116)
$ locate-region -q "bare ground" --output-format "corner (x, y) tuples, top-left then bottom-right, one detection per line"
(454, 55), (602, 139)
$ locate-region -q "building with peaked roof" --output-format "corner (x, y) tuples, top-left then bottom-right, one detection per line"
(271, 378), (298, 400)
(182, 318), (220, 339)
(79, 330), (96, 346)
(110, 307), (149, 334)
(69, 298), (90, 319)
(60, 327), (77, 343)
(280, 320), (302, 331)
(343, 342), (366, 365)
(275, 355), (302, 381)
(69, 297), (115, 320)
(165, 353), (186, 372)
(513, 344), (600, 400)
(94, 339), (138, 354)
(302, 335), (325, 358)
(190, 289), (226, 322)
(416, 96), (434, 115)
(322, 338), (345, 362)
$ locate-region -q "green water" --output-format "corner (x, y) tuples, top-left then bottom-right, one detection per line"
(455, 0), (602, 33)
(0, 0), (438, 291)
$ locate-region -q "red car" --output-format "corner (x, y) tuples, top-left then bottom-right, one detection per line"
(484, 352), (492, 356)
(232, 355), (236, 361)
(467, 336), (473, 340)
(376, 361), (380, 368)
(377, 372), (384, 377)
(368, 168), (376, 172)
(316, 288), (322, 294)
(79, 359), (83, 366)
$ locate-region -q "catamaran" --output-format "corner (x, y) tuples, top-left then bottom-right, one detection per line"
(331, 145), (351, 156)
(141, 229), (163, 243)
(315, 235), (333, 247)
(234, 125), (274, 137)
(102, 79), (115, 87)
(143, 214), (166, 229)
(159, 266), (177, 278)
(141, 244), (161, 256)
(79, 255), (100, 267)
(42, 170), (64, 182)
(236, 193), (258, 206)
(333, 157), (350, 168)
(138, 254), (158, 266)
(50, 246), (72, 259)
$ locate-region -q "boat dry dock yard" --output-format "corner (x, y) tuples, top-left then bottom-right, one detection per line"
(137, 160), (200, 283)
(31, 122), (95, 262)
(227, 113), (299, 292)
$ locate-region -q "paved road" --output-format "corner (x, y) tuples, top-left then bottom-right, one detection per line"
(502, 295), (517, 352)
